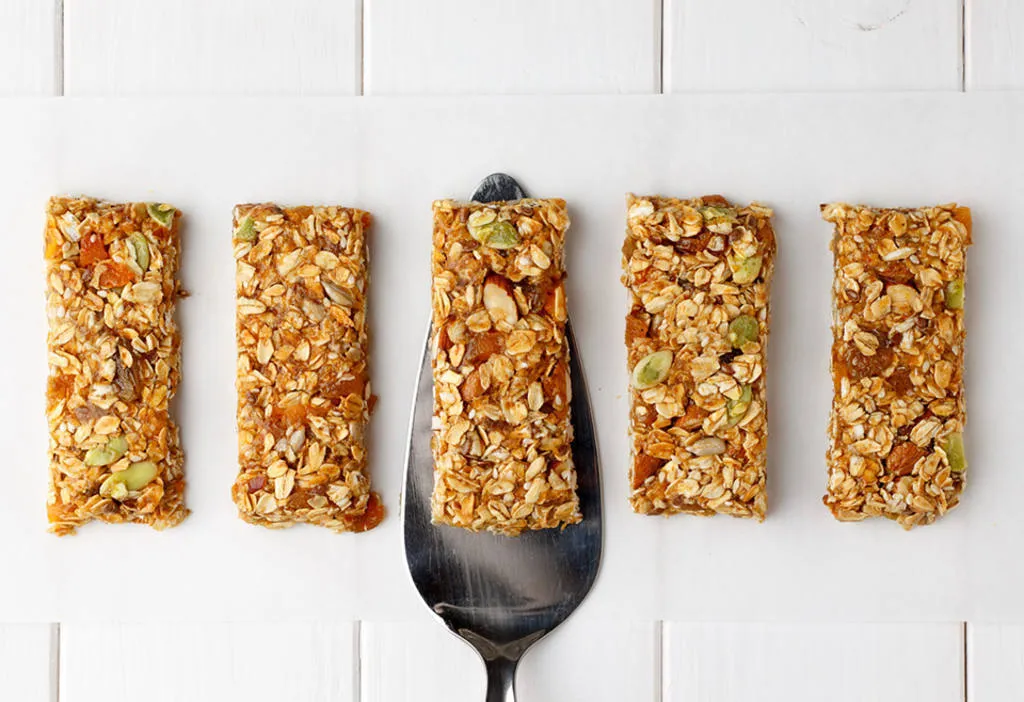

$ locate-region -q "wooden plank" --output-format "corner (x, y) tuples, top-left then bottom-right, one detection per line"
(517, 618), (658, 701)
(363, 0), (660, 94)
(361, 620), (482, 701)
(0, 624), (55, 702)
(966, 0), (1024, 89)
(64, 0), (360, 96)
(361, 618), (657, 701)
(665, 0), (962, 91)
(0, 0), (57, 95)
(60, 622), (356, 702)
(968, 624), (1024, 701)
(664, 622), (964, 702)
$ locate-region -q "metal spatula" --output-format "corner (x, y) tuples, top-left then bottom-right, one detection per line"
(402, 174), (603, 702)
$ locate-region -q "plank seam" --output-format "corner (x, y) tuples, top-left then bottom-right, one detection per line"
(656, 620), (665, 702)
(357, 0), (365, 96)
(54, 0), (64, 96)
(657, 0), (665, 94)
(50, 622), (61, 702)
(960, 0), (967, 92)
(963, 621), (969, 702)
(354, 620), (362, 702)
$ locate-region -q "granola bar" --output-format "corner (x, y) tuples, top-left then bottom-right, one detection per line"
(624, 195), (774, 519)
(430, 198), (581, 534)
(45, 197), (187, 535)
(823, 203), (970, 528)
(230, 204), (383, 532)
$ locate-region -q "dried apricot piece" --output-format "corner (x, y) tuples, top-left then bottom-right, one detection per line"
(632, 453), (663, 489)
(97, 262), (135, 288)
(464, 331), (503, 365)
(78, 232), (108, 266)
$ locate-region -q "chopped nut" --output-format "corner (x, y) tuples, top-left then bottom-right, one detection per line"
(483, 275), (518, 324)
(689, 437), (726, 456)
(322, 280), (354, 307)
(886, 441), (926, 477)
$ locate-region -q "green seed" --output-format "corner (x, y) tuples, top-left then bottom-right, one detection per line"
(945, 279), (964, 310)
(101, 461), (160, 498)
(729, 254), (763, 285)
(121, 461), (159, 490)
(109, 481), (129, 500)
(146, 203), (175, 229)
(726, 385), (753, 427)
(84, 436), (129, 466)
(84, 446), (117, 467)
(699, 206), (738, 233)
(235, 216), (256, 242)
(480, 221), (520, 249)
(699, 206), (737, 223)
(631, 350), (673, 390)
(727, 315), (759, 348)
(129, 232), (150, 272)
(943, 432), (966, 473)
(106, 436), (128, 458)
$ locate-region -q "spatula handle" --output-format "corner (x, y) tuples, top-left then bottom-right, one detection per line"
(485, 658), (518, 702)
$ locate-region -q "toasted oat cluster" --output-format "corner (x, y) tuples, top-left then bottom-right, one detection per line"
(231, 204), (383, 532)
(823, 203), (970, 529)
(430, 198), (581, 535)
(45, 196), (187, 535)
(623, 195), (775, 520)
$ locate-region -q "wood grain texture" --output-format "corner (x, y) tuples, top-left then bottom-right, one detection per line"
(665, 0), (963, 91)
(363, 0), (660, 94)
(64, 0), (360, 96)
(361, 618), (658, 701)
(0, 624), (55, 702)
(664, 622), (964, 702)
(969, 624), (1024, 701)
(966, 0), (1024, 89)
(0, 0), (57, 95)
(60, 622), (356, 702)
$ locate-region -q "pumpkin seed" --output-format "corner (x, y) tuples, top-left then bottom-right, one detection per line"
(728, 253), (763, 285)
(129, 232), (150, 272)
(146, 203), (175, 229)
(944, 279), (964, 310)
(943, 432), (966, 473)
(631, 350), (673, 390)
(235, 215), (256, 241)
(727, 315), (759, 348)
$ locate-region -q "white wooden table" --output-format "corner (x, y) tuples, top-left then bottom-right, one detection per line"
(1, 1), (1020, 700)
